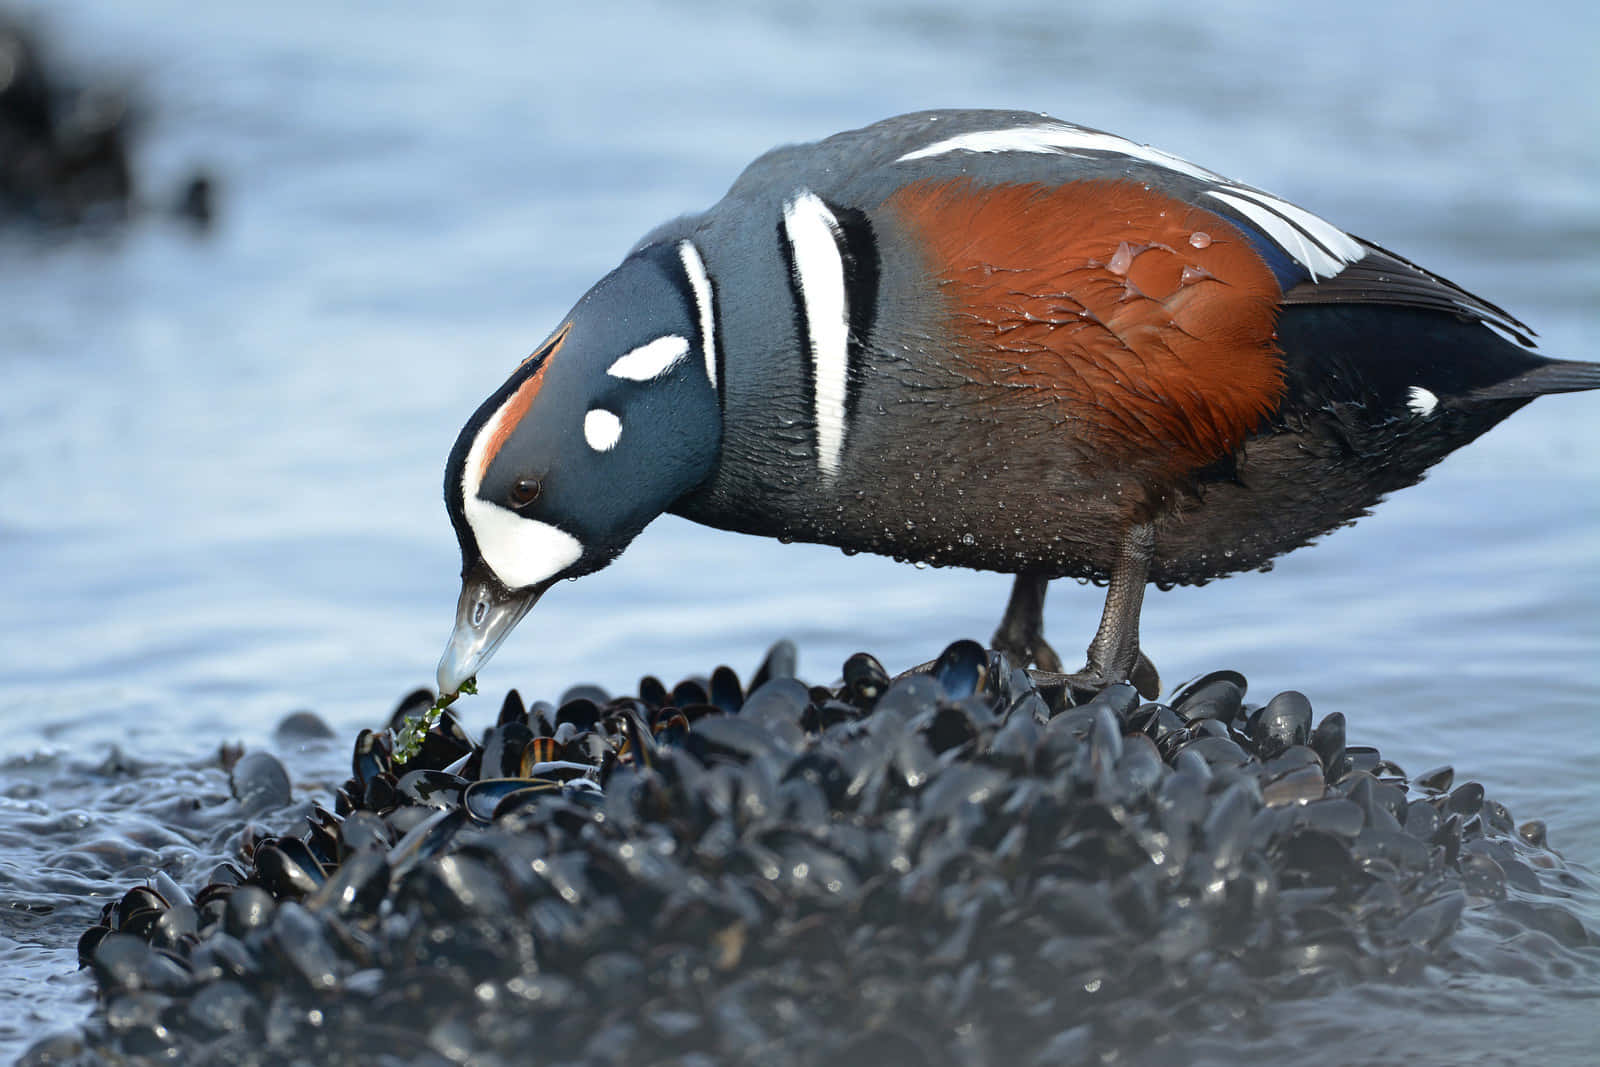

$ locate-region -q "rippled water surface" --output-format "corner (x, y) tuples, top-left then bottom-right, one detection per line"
(2, 0), (1597, 1061)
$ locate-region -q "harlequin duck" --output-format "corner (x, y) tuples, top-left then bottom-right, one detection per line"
(436, 109), (1600, 700)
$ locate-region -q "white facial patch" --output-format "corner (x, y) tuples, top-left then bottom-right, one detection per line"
(899, 120), (1363, 281)
(464, 502), (583, 591)
(584, 408), (622, 452)
(460, 398), (583, 590)
(606, 335), (689, 382)
(678, 240), (718, 390)
(782, 191), (850, 482)
(1407, 386), (1440, 417)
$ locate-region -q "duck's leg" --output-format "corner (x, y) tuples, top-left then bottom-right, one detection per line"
(1033, 524), (1161, 701)
(991, 570), (1064, 672)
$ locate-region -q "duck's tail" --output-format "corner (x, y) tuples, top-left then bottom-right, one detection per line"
(1469, 358), (1600, 401)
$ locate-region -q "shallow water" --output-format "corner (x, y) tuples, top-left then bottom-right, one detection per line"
(1, 0), (1597, 1061)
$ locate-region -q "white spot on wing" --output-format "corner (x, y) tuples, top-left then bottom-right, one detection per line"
(782, 191), (850, 482)
(460, 399), (583, 590)
(584, 408), (622, 452)
(1406, 386), (1439, 417)
(606, 335), (689, 382)
(678, 241), (717, 390)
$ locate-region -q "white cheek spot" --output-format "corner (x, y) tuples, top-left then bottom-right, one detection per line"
(1407, 386), (1440, 417)
(584, 408), (622, 452)
(606, 335), (689, 382)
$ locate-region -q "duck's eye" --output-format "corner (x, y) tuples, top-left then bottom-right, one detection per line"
(509, 477), (543, 509)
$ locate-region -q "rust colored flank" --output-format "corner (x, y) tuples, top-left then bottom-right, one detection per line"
(885, 178), (1286, 475)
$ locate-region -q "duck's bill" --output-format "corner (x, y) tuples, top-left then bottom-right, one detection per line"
(436, 567), (547, 698)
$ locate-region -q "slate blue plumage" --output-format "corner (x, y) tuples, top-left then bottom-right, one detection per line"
(436, 110), (1600, 700)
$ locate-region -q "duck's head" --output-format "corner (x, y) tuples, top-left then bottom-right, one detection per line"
(437, 241), (721, 696)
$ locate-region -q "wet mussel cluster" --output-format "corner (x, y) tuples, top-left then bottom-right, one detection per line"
(36, 641), (1596, 1065)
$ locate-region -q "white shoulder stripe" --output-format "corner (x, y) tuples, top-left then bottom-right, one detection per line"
(677, 241), (717, 390)
(782, 191), (851, 482)
(606, 335), (689, 382)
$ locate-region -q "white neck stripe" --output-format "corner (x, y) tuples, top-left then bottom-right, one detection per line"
(782, 191), (850, 482)
(606, 335), (689, 382)
(678, 241), (717, 390)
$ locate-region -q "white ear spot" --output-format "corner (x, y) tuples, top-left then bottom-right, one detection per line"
(584, 409), (622, 451)
(1406, 386), (1439, 417)
(606, 335), (689, 382)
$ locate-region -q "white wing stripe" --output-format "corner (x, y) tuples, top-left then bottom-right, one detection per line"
(1205, 190), (1346, 281)
(782, 191), (850, 482)
(1221, 186), (1365, 264)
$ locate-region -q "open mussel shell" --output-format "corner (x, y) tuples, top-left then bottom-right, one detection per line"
(930, 639), (989, 700)
(842, 652), (891, 708)
(395, 769), (469, 810)
(478, 721), (534, 779)
(253, 837), (327, 900)
(461, 777), (565, 823)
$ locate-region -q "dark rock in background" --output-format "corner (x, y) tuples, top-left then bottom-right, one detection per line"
(0, 10), (211, 229)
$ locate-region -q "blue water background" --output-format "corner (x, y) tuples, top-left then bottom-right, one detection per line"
(1, 0), (1596, 1059)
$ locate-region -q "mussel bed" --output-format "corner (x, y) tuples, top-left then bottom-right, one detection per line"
(25, 640), (1598, 1065)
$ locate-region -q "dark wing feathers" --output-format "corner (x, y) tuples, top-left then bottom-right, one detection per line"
(1283, 240), (1538, 348)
